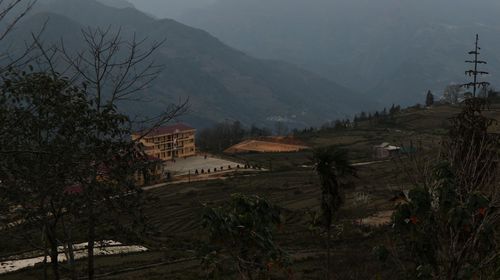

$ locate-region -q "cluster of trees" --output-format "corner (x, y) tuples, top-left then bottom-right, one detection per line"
(196, 121), (271, 153)
(317, 104), (403, 132)
(353, 104), (402, 123)
(292, 104), (405, 137)
(441, 84), (499, 104)
(318, 86), (499, 137)
(199, 146), (357, 279)
(1, 68), (142, 280)
(199, 37), (500, 279)
(320, 119), (353, 130)
(309, 85), (500, 136)
(442, 84), (462, 104)
(375, 97), (500, 279)
(201, 194), (291, 279)
(0, 4), (187, 280)
(199, 96), (500, 279)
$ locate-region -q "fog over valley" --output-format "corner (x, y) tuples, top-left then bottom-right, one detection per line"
(129, 0), (500, 106)
(9, 0), (499, 127)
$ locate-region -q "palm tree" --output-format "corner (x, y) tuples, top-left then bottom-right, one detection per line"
(312, 146), (356, 279)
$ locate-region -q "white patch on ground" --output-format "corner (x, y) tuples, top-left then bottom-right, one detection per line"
(165, 155), (246, 176)
(356, 210), (394, 227)
(0, 240), (147, 274)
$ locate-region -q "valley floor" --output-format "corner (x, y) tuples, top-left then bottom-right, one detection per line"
(3, 104), (500, 279)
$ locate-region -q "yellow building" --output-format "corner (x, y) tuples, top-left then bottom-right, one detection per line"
(132, 123), (196, 161)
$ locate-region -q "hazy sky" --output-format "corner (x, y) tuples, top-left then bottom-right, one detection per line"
(127, 0), (216, 19)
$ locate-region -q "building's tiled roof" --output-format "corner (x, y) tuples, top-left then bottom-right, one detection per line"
(134, 123), (195, 137)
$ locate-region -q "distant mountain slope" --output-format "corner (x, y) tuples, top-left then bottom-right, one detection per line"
(97, 0), (135, 9)
(3, 0), (367, 128)
(127, 0), (215, 20)
(180, 0), (500, 105)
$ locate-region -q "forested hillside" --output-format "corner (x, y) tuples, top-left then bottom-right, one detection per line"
(2, 0), (369, 128)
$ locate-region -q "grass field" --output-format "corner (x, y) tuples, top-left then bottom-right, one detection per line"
(2, 103), (500, 279)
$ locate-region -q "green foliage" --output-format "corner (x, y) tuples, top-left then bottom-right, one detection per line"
(425, 90), (434, 107)
(383, 97), (500, 279)
(372, 245), (389, 263)
(0, 68), (150, 279)
(311, 145), (355, 278)
(312, 146), (355, 228)
(201, 193), (290, 279)
(391, 161), (498, 279)
(0, 69), (95, 213)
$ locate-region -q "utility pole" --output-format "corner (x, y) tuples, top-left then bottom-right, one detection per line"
(461, 34), (490, 97)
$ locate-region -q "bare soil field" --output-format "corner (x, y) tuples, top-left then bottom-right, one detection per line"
(225, 139), (309, 154)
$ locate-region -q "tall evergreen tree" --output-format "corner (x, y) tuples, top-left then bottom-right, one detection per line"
(425, 90), (435, 107)
(461, 34), (490, 97)
(312, 146), (355, 279)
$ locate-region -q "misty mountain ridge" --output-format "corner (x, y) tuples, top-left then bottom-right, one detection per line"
(4, 0), (368, 129)
(97, 0), (135, 9)
(179, 0), (500, 105)
(127, 0), (216, 20)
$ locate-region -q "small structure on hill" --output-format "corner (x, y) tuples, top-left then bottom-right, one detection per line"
(373, 142), (401, 159)
(489, 122), (500, 134)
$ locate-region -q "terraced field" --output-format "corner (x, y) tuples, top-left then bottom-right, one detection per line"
(146, 159), (405, 278)
(4, 104), (500, 279)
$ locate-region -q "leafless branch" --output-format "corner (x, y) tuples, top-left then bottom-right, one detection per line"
(0, 0), (37, 40)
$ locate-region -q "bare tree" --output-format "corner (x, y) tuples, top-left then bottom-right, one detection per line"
(389, 98), (500, 279)
(1, 26), (189, 280)
(383, 35), (500, 279)
(54, 27), (188, 280)
(0, 0), (43, 71)
(0, 0), (37, 40)
(443, 84), (461, 104)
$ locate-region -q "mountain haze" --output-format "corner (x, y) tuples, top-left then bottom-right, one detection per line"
(97, 0), (135, 9)
(4, 0), (367, 128)
(127, 0), (216, 20)
(179, 0), (500, 105)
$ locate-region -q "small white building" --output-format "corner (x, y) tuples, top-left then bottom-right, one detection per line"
(373, 142), (401, 159)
